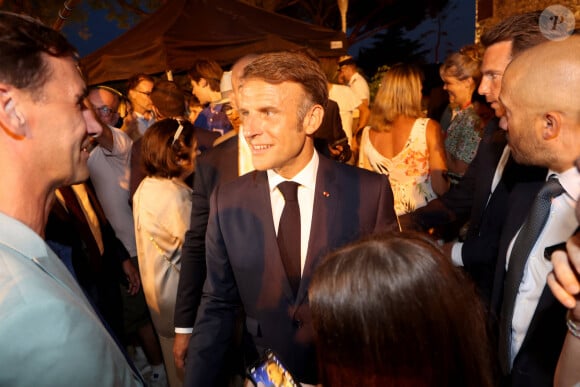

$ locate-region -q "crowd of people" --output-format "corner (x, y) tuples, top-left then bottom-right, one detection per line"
(0, 8), (579, 387)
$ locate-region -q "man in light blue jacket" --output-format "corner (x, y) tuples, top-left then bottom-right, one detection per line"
(0, 11), (143, 386)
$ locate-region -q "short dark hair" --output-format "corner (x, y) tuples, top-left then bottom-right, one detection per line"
(141, 118), (196, 178)
(480, 11), (547, 57)
(242, 51), (328, 118)
(188, 58), (223, 92)
(0, 12), (77, 93)
(309, 232), (494, 387)
(127, 73), (154, 92)
(150, 80), (185, 118)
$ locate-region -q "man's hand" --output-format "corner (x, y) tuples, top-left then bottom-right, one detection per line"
(547, 233), (580, 321)
(173, 332), (192, 374)
(121, 259), (141, 296)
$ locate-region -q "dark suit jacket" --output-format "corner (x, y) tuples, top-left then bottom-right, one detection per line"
(401, 118), (505, 239)
(490, 180), (568, 387)
(185, 154), (398, 385)
(175, 134), (238, 329)
(401, 119), (547, 304)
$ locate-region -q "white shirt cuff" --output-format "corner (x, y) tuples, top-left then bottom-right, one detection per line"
(451, 242), (464, 267)
(174, 327), (194, 334)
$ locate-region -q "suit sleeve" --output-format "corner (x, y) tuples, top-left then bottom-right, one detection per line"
(174, 163), (211, 329)
(185, 184), (241, 386)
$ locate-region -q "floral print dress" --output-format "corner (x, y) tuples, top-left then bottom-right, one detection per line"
(358, 117), (437, 215)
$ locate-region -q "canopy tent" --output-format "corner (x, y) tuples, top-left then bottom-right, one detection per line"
(81, 0), (347, 85)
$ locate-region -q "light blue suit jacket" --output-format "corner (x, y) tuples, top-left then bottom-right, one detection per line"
(0, 212), (143, 386)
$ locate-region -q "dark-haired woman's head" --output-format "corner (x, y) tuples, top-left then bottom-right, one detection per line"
(140, 118), (196, 180)
(309, 232), (494, 387)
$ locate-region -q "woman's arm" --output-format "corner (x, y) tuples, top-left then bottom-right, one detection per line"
(426, 119), (449, 195)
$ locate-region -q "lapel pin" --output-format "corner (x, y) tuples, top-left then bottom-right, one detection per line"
(322, 191), (330, 198)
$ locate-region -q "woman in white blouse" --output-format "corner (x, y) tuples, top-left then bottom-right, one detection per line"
(133, 118), (196, 387)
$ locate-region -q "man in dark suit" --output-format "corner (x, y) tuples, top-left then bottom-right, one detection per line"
(491, 35), (580, 386)
(184, 51), (398, 386)
(173, 54), (351, 378)
(173, 55), (257, 379)
(400, 11), (548, 304)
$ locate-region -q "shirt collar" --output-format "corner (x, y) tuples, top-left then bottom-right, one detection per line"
(267, 151), (319, 192)
(0, 211), (50, 259)
(549, 166), (580, 201)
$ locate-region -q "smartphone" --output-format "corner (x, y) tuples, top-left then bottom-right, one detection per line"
(544, 241), (567, 261)
(247, 349), (299, 387)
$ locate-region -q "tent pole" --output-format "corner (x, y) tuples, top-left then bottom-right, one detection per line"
(53, 0), (82, 31)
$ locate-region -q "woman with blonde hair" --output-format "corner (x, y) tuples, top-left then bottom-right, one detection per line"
(439, 44), (484, 182)
(358, 63), (448, 215)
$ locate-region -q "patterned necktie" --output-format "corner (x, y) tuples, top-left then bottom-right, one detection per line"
(277, 181), (301, 297)
(498, 176), (565, 373)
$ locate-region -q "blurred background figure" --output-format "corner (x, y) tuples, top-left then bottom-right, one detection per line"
(309, 232), (494, 387)
(358, 64), (448, 215)
(133, 118), (197, 387)
(127, 73), (156, 139)
(337, 55), (370, 143)
(188, 58), (233, 135)
(439, 45), (484, 184)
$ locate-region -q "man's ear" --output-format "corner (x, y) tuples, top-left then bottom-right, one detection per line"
(0, 86), (26, 140)
(199, 78), (209, 88)
(303, 104), (324, 136)
(542, 111), (561, 140)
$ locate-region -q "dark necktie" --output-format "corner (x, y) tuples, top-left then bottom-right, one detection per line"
(498, 176), (565, 373)
(277, 181), (301, 297)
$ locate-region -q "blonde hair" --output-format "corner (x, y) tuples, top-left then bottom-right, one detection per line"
(369, 64), (423, 129)
(439, 44), (483, 84)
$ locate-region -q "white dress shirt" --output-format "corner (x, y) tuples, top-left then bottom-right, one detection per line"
(451, 145), (511, 266)
(267, 152), (319, 274)
(507, 166), (580, 366)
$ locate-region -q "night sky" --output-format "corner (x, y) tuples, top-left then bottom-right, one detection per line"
(62, 0), (475, 64)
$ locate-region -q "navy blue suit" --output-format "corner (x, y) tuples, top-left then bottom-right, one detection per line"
(185, 154), (398, 385)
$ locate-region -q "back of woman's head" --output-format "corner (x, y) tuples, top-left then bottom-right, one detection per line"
(140, 118), (196, 178)
(369, 63), (423, 128)
(309, 232), (494, 387)
(440, 44), (483, 85)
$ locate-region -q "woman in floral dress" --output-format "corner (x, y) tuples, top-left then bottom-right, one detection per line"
(358, 64), (449, 215)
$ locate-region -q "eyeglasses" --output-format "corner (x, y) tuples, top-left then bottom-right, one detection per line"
(95, 106), (115, 116)
(134, 90), (152, 96)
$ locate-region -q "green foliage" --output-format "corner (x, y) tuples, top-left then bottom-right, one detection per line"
(369, 64), (389, 103)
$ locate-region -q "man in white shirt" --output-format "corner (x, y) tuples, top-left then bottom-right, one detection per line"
(493, 34), (580, 386)
(337, 55), (370, 107)
(184, 51), (398, 386)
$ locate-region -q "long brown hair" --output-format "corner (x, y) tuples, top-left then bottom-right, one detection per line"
(309, 232), (495, 387)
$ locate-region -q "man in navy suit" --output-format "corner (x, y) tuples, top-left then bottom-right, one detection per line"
(400, 11), (548, 304)
(184, 51), (398, 386)
(491, 35), (580, 386)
